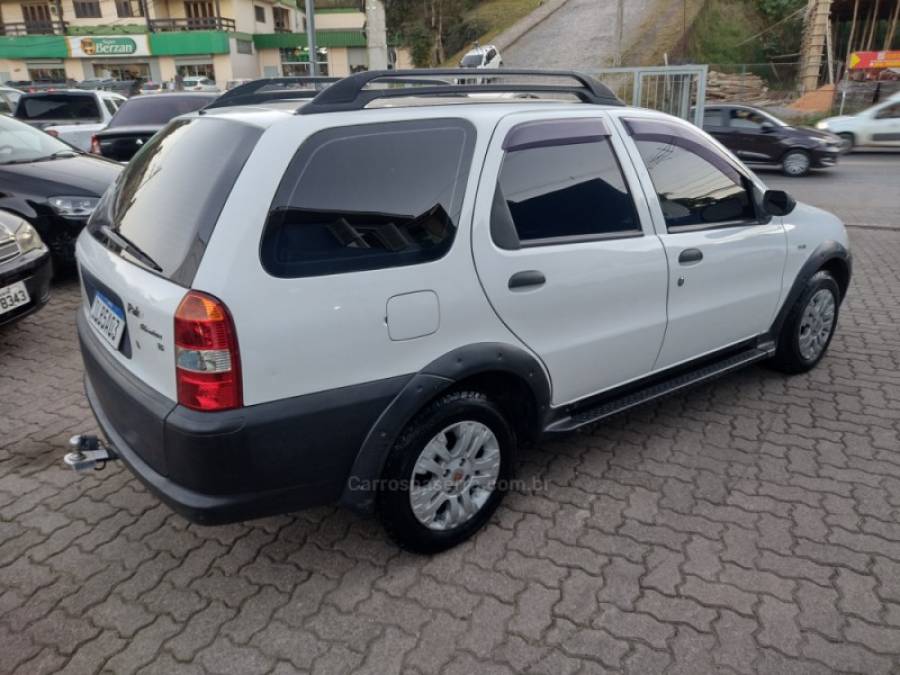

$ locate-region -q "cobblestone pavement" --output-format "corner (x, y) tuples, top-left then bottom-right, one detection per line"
(3, 211), (900, 670)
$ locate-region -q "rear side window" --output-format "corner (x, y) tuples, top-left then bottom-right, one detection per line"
(261, 119), (475, 278)
(15, 95), (101, 121)
(495, 132), (639, 247)
(108, 95), (216, 127)
(89, 117), (262, 285)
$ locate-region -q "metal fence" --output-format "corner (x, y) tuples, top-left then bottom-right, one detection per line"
(592, 65), (708, 126)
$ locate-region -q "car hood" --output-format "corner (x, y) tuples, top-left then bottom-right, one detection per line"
(0, 154), (122, 197)
(785, 125), (840, 141)
(95, 124), (162, 138)
(817, 115), (855, 130)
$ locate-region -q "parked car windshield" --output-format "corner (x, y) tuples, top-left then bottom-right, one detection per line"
(107, 95), (216, 127)
(0, 114), (73, 164)
(14, 93), (101, 121)
(460, 53), (484, 66)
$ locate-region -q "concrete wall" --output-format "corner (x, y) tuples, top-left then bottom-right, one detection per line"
(327, 46), (348, 76)
(315, 11), (364, 30)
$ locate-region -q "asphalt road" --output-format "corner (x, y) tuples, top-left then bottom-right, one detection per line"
(759, 151), (900, 229)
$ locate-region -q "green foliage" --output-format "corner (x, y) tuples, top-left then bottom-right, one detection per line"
(688, 0), (806, 65)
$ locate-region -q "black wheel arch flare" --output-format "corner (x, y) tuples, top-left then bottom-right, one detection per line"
(340, 342), (551, 513)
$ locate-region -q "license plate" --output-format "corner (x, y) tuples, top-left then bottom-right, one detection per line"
(89, 292), (125, 349)
(0, 281), (30, 316)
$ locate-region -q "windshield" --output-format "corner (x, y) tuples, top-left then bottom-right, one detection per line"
(14, 94), (101, 121)
(0, 114), (74, 163)
(108, 95), (215, 127)
(460, 53), (484, 67)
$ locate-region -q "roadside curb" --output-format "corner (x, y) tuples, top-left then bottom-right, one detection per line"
(493, 0), (572, 52)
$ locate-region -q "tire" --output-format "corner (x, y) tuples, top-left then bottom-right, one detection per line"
(781, 149), (811, 177)
(376, 390), (515, 554)
(838, 132), (855, 153)
(770, 271), (840, 374)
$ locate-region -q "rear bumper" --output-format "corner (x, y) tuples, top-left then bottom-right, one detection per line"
(0, 249), (52, 327)
(78, 310), (408, 524)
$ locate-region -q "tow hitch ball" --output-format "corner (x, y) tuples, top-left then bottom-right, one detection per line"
(64, 435), (118, 472)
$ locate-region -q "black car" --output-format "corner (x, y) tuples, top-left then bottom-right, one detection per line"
(91, 92), (218, 162)
(702, 104), (843, 176)
(0, 115), (121, 271)
(0, 210), (52, 327)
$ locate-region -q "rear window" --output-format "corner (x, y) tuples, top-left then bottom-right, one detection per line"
(108, 95), (216, 127)
(15, 94), (101, 121)
(261, 118), (476, 278)
(88, 117), (262, 285)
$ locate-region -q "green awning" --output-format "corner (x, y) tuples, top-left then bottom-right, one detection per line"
(253, 30), (366, 50)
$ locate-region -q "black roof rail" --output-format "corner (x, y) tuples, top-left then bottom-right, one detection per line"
(297, 69), (623, 114)
(205, 76), (341, 109)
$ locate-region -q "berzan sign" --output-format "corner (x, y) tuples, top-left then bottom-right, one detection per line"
(68, 35), (151, 58)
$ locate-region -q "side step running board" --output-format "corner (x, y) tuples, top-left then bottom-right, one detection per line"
(545, 344), (775, 434)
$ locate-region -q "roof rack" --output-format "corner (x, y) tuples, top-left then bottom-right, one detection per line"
(297, 69), (623, 114)
(205, 76), (340, 109)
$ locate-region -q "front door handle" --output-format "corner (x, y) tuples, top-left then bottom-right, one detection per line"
(678, 248), (703, 265)
(508, 270), (546, 290)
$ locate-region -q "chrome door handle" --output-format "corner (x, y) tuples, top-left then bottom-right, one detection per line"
(508, 270), (546, 290)
(678, 248), (703, 264)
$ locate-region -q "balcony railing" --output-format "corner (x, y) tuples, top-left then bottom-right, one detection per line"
(0, 20), (68, 36)
(273, 25), (291, 33)
(148, 16), (236, 32)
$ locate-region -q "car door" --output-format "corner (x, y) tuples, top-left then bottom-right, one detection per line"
(865, 101), (900, 147)
(723, 108), (783, 163)
(615, 113), (787, 370)
(472, 113), (669, 405)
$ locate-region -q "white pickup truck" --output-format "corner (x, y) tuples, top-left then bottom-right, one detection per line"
(13, 89), (126, 152)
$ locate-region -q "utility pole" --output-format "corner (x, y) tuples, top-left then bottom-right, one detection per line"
(614, 0), (624, 66)
(305, 0), (318, 76)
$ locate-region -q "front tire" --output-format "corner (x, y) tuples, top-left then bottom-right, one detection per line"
(376, 390), (515, 554)
(782, 149), (811, 177)
(838, 132), (855, 153)
(770, 271), (840, 374)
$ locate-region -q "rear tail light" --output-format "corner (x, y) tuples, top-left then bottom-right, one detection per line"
(174, 291), (242, 411)
(90, 135), (101, 154)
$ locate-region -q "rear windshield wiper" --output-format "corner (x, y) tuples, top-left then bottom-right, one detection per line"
(100, 225), (163, 273)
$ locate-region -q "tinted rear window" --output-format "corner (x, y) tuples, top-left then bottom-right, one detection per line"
(89, 117), (262, 285)
(108, 95), (216, 127)
(261, 118), (475, 278)
(15, 94), (100, 121)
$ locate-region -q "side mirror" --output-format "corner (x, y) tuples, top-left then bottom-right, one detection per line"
(760, 122), (776, 133)
(763, 189), (796, 216)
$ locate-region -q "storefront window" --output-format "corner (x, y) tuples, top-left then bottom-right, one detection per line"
(93, 63), (150, 80)
(27, 67), (66, 82)
(280, 47), (328, 76)
(176, 64), (215, 79)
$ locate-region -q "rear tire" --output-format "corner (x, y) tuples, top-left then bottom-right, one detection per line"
(770, 271), (840, 374)
(376, 390), (515, 554)
(782, 149), (811, 177)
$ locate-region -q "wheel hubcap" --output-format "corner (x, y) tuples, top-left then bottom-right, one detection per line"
(409, 420), (501, 531)
(798, 288), (836, 361)
(785, 153), (809, 175)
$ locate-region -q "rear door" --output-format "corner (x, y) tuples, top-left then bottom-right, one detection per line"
(472, 112), (669, 406)
(615, 113), (786, 369)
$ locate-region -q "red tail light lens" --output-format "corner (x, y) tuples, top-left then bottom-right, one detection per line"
(90, 135), (101, 154)
(45, 129), (59, 137)
(174, 291), (242, 411)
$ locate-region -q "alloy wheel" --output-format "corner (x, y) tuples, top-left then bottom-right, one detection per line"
(798, 288), (836, 361)
(409, 420), (501, 531)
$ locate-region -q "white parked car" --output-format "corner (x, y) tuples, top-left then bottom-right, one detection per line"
(13, 89), (125, 151)
(67, 70), (851, 553)
(0, 86), (22, 115)
(182, 76), (219, 92)
(817, 91), (900, 150)
(459, 44), (503, 69)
